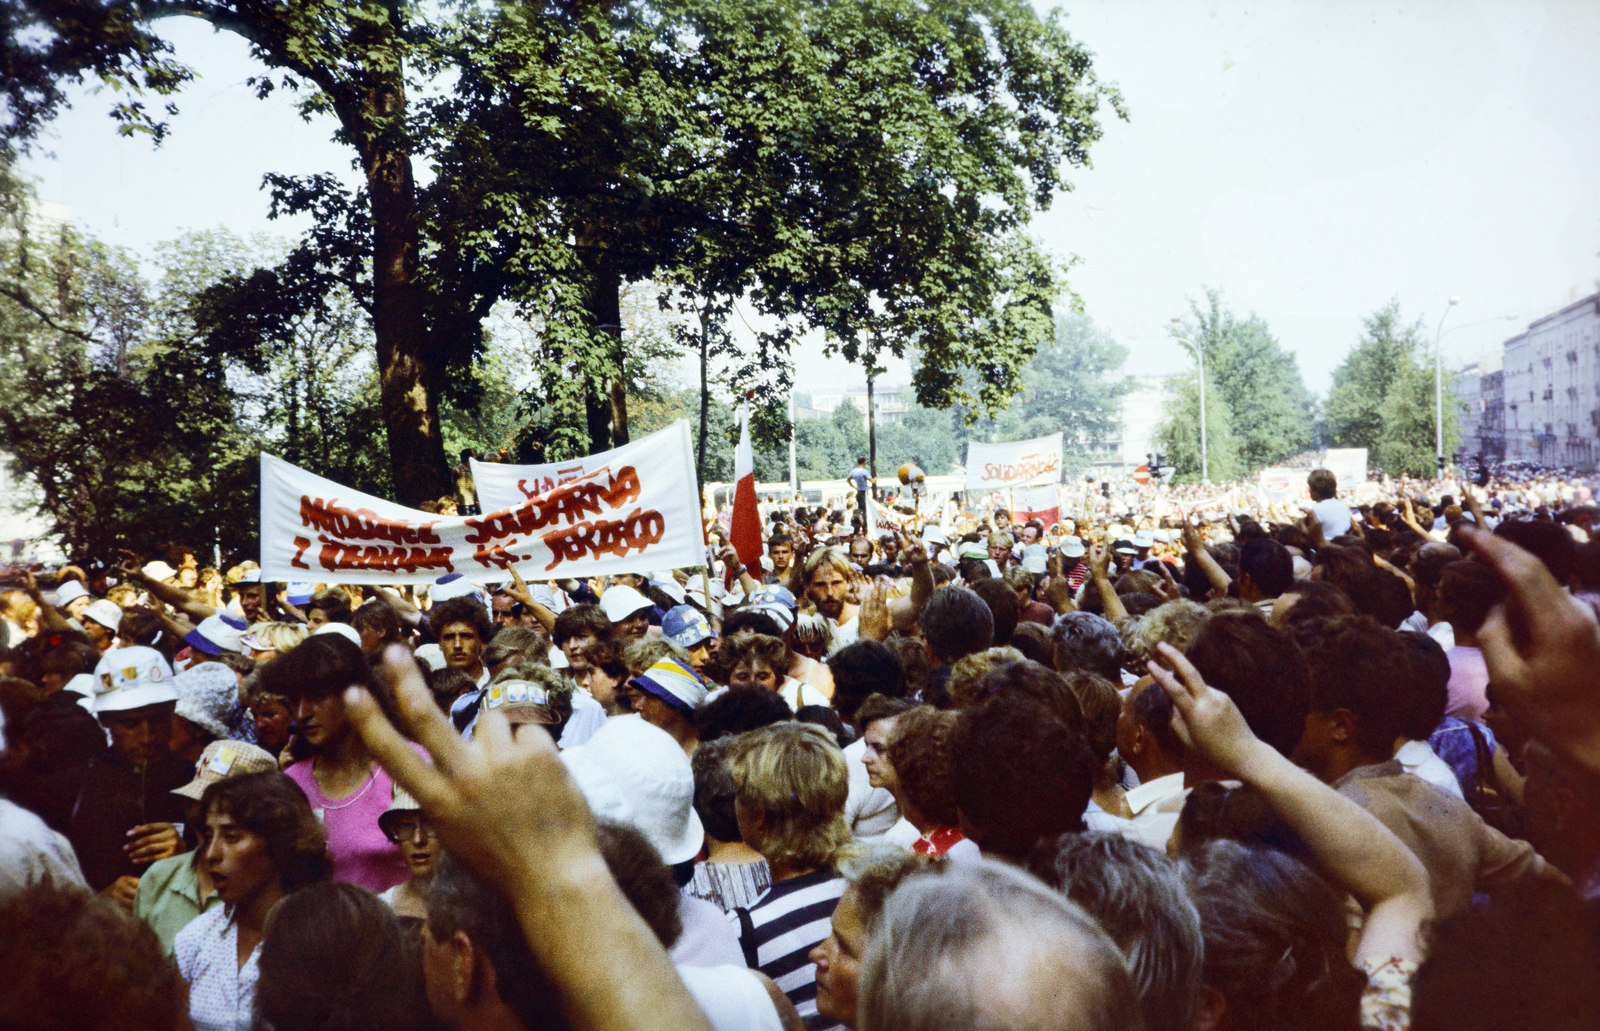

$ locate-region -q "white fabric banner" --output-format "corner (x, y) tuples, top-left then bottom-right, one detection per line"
(261, 421), (704, 583)
(964, 433), (1064, 490)
(1322, 448), (1369, 487)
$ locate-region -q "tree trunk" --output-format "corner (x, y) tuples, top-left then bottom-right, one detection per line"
(580, 254), (627, 454)
(356, 43), (449, 505)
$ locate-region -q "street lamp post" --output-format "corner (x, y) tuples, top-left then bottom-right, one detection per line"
(1197, 340), (1208, 484)
(1434, 296), (1458, 473)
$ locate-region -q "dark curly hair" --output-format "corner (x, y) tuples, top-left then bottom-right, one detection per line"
(950, 693), (1095, 863)
(886, 706), (962, 827)
(428, 595), (493, 646)
(198, 770), (332, 892)
(0, 881), (184, 1031)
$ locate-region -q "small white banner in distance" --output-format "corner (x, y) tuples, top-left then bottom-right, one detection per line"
(261, 421), (704, 583)
(964, 433), (1064, 490)
(1322, 448), (1369, 488)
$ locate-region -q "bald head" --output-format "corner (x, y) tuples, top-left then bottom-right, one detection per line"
(860, 860), (1141, 1031)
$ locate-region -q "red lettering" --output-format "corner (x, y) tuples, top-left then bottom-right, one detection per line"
(540, 508), (666, 571)
(291, 536), (312, 570)
(314, 535), (456, 574)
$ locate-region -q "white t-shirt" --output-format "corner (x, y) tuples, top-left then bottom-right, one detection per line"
(843, 737), (900, 842)
(1312, 498), (1352, 539)
(676, 965), (785, 1031)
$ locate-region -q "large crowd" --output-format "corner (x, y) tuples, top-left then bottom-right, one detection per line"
(1, 462), (1599, 1031)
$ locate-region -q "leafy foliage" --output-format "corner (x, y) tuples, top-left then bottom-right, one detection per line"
(2, 0), (1123, 496)
(1156, 290), (1311, 478)
(1153, 368), (1242, 484)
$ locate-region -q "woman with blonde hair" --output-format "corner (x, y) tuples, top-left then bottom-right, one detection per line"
(726, 721), (854, 1031)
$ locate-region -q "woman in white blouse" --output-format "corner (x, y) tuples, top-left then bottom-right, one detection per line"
(174, 770), (331, 1031)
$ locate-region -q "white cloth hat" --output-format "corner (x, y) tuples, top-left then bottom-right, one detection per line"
(142, 560), (178, 581)
(1058, 537), (1086, 559)
(312, 622), (364, 649)
(55, 580), (91, 607)
(1132, 530), (1156, 549)
(561, 714), (703, 864)
(83, 599), (123, 631)
(429, 573), (488, 607)
(62, 673), (98, 699)
(172, 662), (239, 738)
(1021, 544), (1049, 575)
(599, 585), (653, 623)
(94, 646), (178, 714)
(183, 613), (248, 656)
(413, 643), (447, 672)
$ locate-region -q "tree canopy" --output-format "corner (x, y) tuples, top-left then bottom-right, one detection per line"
(1157, 289), (1312, 479)
(4, 0), (1123, 501)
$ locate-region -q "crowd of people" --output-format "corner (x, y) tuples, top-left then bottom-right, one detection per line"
(1, 462), (1599, 1031)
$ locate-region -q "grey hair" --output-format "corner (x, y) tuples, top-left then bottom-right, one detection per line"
(1026, 832), (1202, 1031)
(859, 858), (1144, 1031)
(1050, 612), (1128, 681)
(1120, 600), (1210, 667)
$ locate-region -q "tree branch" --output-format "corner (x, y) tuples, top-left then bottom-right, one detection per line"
(0, 283), (95, 343)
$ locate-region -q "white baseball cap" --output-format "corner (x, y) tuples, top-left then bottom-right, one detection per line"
(312, 622), (364, 648)
(598, 585), (653, 623)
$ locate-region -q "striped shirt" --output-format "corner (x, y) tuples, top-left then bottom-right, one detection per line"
(732, 867), (847, 1031)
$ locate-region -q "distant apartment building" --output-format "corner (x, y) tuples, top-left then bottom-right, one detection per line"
(1497, 291), (1600, 467)
(798, 385), (910, 427)
(1456, 353), (1503, 462)
(1089, 375), (1174, 474)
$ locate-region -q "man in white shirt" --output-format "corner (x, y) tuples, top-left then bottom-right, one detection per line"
(1117, 682), (1189, 851)
(1306, 468), (1352, 539)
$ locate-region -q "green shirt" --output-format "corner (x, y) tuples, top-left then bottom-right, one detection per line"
(134, 851), (221, 954)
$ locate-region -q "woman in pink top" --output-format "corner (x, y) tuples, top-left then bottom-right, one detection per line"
(257, 634), (417, 892)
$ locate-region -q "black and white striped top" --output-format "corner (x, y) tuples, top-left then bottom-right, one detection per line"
(732, 867), (847, 1031)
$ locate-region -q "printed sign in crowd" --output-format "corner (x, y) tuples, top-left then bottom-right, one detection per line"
(261, 422), (704, 583)
(963, 433), (1065, 490)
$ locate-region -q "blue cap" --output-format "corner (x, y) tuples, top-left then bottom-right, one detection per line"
(287, 581), (314, 606)
(662, 605), (713, 648)
(746, 584), (797, 612)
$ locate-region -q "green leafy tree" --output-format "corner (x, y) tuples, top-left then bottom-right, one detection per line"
(1154, 369), (1241, 484)
(1372, 348), (1461, 478)
(4, 0), (1121, 496)
(988, 314), (1133, 466)
(1170, 290), (1313, 473)
(1327, 300), (1421, 451)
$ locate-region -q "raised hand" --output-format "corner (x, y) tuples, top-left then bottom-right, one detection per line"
(1463, 526), (1600, 776)
(344, 645), (599, 890)
(1153, 562), (1182, 602)
(1147, 642), (1263, 778)
(857, 582), (892, 641)
(125, 822), (183, 865)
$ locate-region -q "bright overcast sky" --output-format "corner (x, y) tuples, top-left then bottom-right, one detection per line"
(18, 0), (1600, 399)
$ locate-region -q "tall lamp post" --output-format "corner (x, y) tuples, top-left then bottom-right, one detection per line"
(1434, 296), (1458, 474)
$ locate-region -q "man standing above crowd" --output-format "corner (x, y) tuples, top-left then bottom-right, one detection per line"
(1307, 468), (1352, 538)
(847, 457), (872, 532)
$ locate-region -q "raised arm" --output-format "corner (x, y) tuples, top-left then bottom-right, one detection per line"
(1087, 544), (1129, 624)
(1149, 643), (1431, 963)
(1464, 526), (1600, 777)
(116, 551), (218, 621)
(502, 565), (558, 633)
(346, 648), (716, 1031)
(887, 530), (933, 633)
(1179, 517), (1232, 598)
(19, 571), (74, 636)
